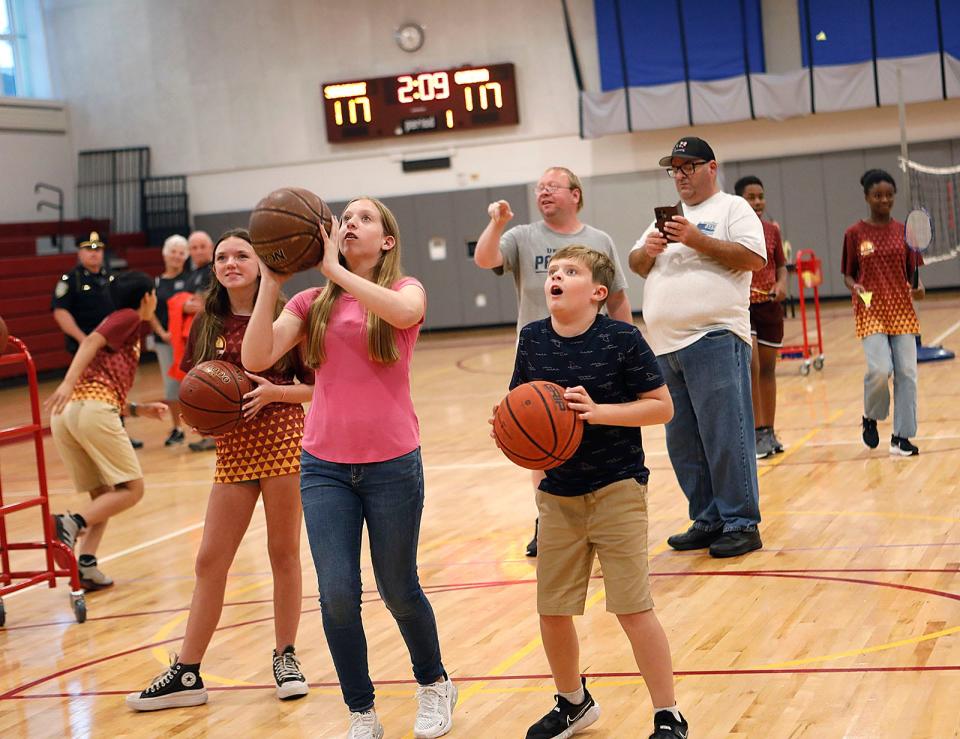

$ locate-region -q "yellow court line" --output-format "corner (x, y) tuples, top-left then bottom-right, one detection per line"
(148, 578), (275, 687)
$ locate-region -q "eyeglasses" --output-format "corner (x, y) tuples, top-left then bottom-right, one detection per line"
(534, 183), (575, 195)
(665, 160), (709, 178)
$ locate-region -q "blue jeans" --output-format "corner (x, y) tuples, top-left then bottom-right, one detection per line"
(862, 333), (918, 438)
(300, 447), (445, 712)
(657, 331), (761, 532)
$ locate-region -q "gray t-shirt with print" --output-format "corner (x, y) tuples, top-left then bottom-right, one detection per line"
(498, 221), (629, 331)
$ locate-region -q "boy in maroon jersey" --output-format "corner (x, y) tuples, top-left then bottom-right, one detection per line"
(45, 271), (168, 590)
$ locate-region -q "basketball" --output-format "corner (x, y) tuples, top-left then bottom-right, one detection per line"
(248, 187), (333, 273)
(493, 381), (584, 470)
(0, 315), (7, 354)
(178, 360), (255, 436)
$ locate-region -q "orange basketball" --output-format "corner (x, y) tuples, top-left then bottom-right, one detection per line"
(248, 187), (333, 273)
(493, 381), (584, 470)
(0, 315), (8, 354)
(178, 360), (255, 436)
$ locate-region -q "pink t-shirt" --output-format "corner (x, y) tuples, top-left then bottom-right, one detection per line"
(284, 277), (425, 463)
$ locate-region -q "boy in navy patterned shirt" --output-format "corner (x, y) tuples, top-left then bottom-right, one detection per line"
(499, 245), (688, 739)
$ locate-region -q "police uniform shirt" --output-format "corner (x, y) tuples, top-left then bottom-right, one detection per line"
(52, 265), (115, 352)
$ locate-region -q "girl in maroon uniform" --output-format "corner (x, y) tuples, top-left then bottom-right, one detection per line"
(735, 175), (788, 459)
(841, 169), (924, 456)
(127, 229), (315, 711)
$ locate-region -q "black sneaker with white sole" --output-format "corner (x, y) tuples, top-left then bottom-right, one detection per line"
(649, 709), (689, 738)
(889, 435), (919, 456)
(273, 644), (309, 700)
(126, 658), (207, 711)
(525, 677), (600, 739)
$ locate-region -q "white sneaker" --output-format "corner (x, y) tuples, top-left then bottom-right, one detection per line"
(347, 709), (384, 739)
(414, 678), (458, 738)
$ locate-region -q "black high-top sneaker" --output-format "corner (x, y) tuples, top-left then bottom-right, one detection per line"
(272, 645), (308, 700)
(125, 657), (207, 711)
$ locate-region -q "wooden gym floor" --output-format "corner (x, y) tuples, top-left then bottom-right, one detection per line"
(1, 294), (959, 738)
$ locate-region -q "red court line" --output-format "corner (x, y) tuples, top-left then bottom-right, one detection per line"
(7, 664), (960, 701)
(3, 569), (959, 699)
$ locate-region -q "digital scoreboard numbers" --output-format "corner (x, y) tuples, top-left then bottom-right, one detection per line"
(322, 63), (519, 143)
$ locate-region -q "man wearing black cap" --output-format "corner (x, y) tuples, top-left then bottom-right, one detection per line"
(629, 136), (766, 558)
(52, 231), (115, 355)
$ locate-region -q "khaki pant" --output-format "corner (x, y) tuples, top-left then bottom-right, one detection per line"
(536, 478), (654, 615)
(51, 400), (142, 492)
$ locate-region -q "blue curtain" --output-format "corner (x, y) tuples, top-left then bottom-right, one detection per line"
(595, 0), (765, 91)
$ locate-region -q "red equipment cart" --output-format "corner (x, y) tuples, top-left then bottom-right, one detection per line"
(780, 249), (825, 376)
(0, 334), (86, 626)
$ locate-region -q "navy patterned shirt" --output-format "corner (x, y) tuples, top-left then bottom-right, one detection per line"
(510, 314), (664, 496)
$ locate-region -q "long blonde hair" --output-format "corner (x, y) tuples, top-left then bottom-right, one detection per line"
(193, 228), (292, 373)
(305, 197), (405, 367)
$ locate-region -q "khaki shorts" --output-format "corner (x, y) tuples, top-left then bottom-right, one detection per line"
(536, 478), (654, 616)
(51, 399), (143, 492)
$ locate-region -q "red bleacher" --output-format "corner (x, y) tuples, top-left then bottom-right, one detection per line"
(0, 222), (164, 379)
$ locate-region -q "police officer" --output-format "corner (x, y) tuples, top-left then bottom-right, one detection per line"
(51, 231), (114, 354)
(52, 232), (144, 450)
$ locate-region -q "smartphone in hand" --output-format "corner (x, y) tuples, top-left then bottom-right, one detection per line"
(654, 205), (681, 243)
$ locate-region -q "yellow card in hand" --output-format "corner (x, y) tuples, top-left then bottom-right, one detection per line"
(860, 290), (873, 307)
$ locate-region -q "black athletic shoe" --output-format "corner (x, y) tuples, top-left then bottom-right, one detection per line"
(526, 518), (539, 558)
(189, 437), (216, 452)
(525, 677), (600, 739)
(125, 658), (207, 711)
(861, 417), (879, 449)
(667, 526), (723, 551)
(709, 529), (763, 558)
(649, 709), (689, 739)
(129, 437), (144, 449)
(273, 645), (308, 700)
(889, 435), (919, 457)
(164, 428), (185, 446)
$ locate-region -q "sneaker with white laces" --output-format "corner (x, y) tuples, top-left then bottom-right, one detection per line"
(272, 644), (308, 700)
(79, 562), (114, 591)
(414, 678), (458, 738)
(347, 709), (384, 739)
(125, 656), (207, 711)
(52, 513), (82, 549)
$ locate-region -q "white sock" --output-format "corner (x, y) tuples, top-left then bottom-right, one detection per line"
(559, 686), (585, 705)
(655, 704), (684, 722)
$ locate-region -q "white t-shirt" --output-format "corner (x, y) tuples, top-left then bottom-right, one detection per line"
(632, 191), (765, 355)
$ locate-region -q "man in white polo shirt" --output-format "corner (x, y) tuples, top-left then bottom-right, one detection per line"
(629, 136), (766, 558)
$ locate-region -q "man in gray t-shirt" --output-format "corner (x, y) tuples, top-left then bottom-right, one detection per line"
(473, 166), (633, 557)
(474, 166), (632, 332)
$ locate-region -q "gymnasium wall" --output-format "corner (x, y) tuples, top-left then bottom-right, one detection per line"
(0, 98), (74, 221)
(38, 0), (960, 214)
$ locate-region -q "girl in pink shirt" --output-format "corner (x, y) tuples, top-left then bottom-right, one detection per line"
(242, 197), (457, 739)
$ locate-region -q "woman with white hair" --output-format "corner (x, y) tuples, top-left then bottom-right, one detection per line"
(152, 234), (190, 445)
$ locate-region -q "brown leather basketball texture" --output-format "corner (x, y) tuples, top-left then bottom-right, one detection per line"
(178, 360), (255, 436)
(248, 187), (333, 274)
(493, 381), (584, 470)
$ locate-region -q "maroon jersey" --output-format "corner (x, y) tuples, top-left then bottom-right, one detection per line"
(71, 308), (151, 410)
(183, 312), (313, 483)
(841, 220), (921, 339)
(750, 221), (786, 304)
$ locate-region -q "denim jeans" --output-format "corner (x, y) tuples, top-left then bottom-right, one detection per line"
(862, 333), (918, 438)
(300, 447), (445, 712)
(657, 330), (761, 532)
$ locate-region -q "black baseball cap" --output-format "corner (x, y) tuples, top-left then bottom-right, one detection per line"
(659, 137), (716, 167)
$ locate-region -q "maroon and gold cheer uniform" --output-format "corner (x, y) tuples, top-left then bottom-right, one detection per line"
(182, 313), (313, 484)
(841, 220), (921, 340)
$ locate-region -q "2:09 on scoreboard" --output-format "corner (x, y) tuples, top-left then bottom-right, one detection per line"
(321, 63), (519, 143)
